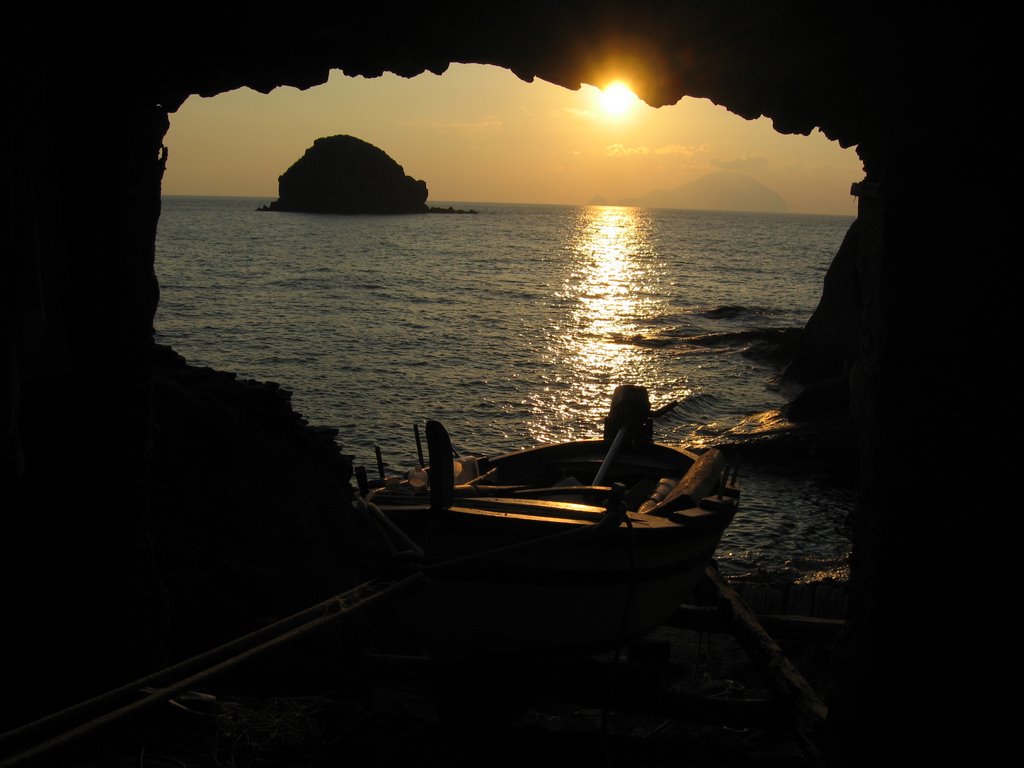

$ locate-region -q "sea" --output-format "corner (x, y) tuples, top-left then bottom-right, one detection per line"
(154, 196), (855, 580)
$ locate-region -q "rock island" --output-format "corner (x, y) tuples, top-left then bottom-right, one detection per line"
(261, 135), (429, 214)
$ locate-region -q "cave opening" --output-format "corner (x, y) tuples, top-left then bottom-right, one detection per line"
(154, 64), (862, 584)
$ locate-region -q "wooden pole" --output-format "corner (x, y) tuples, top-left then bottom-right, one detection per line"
(703, 565), (828, 754)
(414, 423), (425, 468)
(592, 425), (629, 487)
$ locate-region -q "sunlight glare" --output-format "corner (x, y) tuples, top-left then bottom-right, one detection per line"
(599, 81), (638, 117)
(525, 206), (665, 443)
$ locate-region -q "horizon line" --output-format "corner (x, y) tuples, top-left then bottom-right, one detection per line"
(160, 194), (855, 218)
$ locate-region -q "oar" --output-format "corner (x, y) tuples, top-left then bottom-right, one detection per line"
(413, 423), (425, 468)
(425, 420), (455, 512)
(592, 424), (630, 487)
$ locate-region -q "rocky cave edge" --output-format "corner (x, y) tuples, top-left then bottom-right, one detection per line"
(2, 5), (1001, 765)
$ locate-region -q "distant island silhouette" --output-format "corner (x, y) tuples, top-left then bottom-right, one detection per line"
(259, 135), (475, 215)
(619, 171), (789, 213)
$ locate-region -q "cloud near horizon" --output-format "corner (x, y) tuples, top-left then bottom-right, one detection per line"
(653, 143), (710, 157)
(604, 144), (650, 157)
(604, 143), (715, 161)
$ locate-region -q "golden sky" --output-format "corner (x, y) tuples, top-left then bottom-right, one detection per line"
(162, 64), (863, 216)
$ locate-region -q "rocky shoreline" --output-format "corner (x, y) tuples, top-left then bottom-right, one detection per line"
(427, 205), (478, 214)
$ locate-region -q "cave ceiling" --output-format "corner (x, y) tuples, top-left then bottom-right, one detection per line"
(117, 3), (889, 161)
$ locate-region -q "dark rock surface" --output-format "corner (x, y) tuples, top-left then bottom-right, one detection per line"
(784, 219), (862, 385)
(428, 205), (477, 214)
(262, 135), (428, 214)
(3, 5), (1003, 765)
(148, 345), (358, 659)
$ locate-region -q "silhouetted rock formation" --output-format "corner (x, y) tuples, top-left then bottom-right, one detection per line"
(785, 219), (862, 385)
(149, 345), (357, 659)
(427, 205), (477, 214)
(262, 135), (428, 214)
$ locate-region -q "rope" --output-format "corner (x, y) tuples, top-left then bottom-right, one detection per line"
(354, 495), (424, 558)
(0, 573), (425, 766)
(4, 485), (635, 765)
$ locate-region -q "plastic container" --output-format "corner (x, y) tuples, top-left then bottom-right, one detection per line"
(453, 456), (479, 485)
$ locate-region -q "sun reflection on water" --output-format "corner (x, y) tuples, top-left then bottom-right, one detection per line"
(525, 205), (679, 443)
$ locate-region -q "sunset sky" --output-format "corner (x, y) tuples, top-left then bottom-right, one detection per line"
(162, 64), (863, 216)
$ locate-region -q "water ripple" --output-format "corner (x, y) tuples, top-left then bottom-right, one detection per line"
(155, 197), (856, 572)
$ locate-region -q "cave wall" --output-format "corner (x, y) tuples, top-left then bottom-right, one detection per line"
(3, 4), (1000, 761)
(3, 64), (168, 725)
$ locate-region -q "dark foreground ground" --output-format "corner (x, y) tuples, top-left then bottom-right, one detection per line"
(25, 579), (840, 768)
(3, 354), (846, 768)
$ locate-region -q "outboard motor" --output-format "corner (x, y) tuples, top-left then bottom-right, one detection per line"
(603, 384), (653, 446)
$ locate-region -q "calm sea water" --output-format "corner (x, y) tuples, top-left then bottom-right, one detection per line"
(155, 196), (854, 577)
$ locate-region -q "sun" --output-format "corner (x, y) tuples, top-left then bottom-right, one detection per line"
(599, 81), (638, 117)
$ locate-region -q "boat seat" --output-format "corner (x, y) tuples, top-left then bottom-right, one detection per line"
(509, 485), (614, 499)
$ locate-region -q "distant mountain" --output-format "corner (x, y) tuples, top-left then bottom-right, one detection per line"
(625, 171), (788, 213)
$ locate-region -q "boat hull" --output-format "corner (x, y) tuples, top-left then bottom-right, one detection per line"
(407, 526), (726, 656)
(371, 439), (738, 656)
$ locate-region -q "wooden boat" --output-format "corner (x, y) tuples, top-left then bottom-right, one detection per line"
(359, 385), (739, 657)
